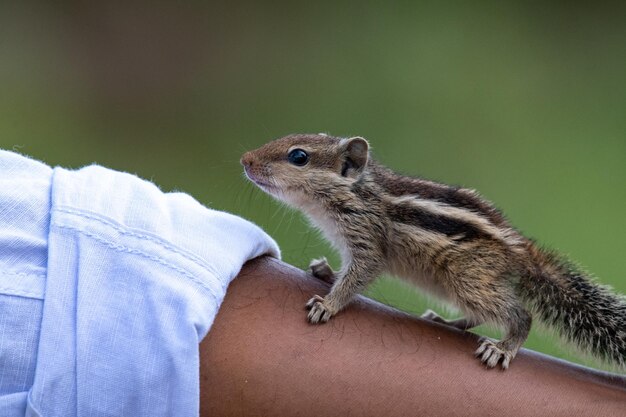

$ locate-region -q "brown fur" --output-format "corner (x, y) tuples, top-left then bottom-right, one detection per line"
(241, 133), (626, 370)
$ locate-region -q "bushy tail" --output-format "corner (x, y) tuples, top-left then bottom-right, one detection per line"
(520, 247), (626, 369)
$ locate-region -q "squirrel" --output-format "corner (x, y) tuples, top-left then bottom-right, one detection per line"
(240, 133), (626, 370)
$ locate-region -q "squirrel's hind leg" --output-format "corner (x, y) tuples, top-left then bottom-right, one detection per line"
(475, 306), (532, 370)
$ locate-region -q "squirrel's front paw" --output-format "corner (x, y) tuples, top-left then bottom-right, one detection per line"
(305, 295), (335, 324)
(308, 257), (335, 284)
(475, 339), (515, 370)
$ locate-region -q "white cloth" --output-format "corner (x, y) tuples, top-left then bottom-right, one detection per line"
(0, 150), (280, 416)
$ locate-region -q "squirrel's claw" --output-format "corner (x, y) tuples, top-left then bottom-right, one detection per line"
(475, 339), (515, 370)
(306, 295), (334, 323)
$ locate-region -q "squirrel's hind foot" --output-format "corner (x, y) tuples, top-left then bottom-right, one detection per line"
(421, 309), (479, 331)
(475, 339), (516, 370)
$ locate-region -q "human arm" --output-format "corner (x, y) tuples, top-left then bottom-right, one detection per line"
(200, 256), (626, 417)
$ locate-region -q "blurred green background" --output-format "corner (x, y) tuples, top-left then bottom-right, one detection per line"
(1, 2), (624, 370)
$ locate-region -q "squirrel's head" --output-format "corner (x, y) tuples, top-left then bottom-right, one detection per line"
(241, 133), (370, 207)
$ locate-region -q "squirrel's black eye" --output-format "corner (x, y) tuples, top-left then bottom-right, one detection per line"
(287, 149), (309, 166)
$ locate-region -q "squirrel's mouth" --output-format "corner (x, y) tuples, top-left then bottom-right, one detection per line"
(244, 169), (279, 192)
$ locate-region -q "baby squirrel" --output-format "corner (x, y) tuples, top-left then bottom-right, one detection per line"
(241, 133), (626, 370)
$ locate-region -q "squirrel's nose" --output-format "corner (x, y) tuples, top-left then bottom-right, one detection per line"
(240, 152), (254, 167)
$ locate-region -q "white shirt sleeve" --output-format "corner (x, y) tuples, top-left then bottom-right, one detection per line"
(0, 150), (280, 417)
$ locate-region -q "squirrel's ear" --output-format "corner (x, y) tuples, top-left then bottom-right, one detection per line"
(341, 136), (369, 178)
